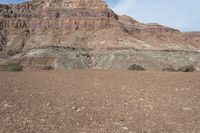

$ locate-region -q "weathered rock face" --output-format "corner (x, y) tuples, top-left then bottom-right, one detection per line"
(41, 0), (108, 10)
(0, 0), (200, 70)
(1, 8), (118, 34)
(118, 15), (200, 50)
(1, 0), (200, 52)
(0, 0), (119, 52)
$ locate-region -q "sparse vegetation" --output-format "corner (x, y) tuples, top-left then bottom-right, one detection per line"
(42, 65), (54, 70)
(161, 66), (196, 72)
(162, 67), (176, 72)
(128, 64), (146, 71)
(177, 65), (195, 72)
(0, 63), (23, 72)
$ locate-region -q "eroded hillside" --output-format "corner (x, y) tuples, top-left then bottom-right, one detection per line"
(0, 0), (200, 70)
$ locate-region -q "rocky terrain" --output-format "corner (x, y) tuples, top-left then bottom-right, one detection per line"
(0, 70), (200, 132)
(0, 0), (200, 70)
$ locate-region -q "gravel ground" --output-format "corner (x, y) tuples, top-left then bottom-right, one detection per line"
(0, 70), (200, 133)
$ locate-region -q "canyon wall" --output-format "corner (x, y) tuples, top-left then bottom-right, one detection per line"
(0, 0), (200, 70)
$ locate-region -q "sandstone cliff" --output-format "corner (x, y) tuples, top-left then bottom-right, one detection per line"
(0, 0), (120, 52)
(0, 0), (200, 71)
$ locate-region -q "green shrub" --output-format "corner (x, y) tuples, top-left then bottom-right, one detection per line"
(42, 65), (54, 70)
(128, 64), (146, 71)
(0, 64), (23, 72)
(162, 67), (176, 72)
(177, 65), (195, 72)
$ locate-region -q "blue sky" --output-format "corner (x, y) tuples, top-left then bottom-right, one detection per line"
(0, 0), (199, 31)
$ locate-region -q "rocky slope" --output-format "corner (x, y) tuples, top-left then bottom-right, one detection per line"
(0, 0), (200, 70)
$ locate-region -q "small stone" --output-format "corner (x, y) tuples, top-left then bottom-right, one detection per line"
(6, 117), (10, 121)
(4, 103), (8, 107)
(72, 106), (77, 110)
(139, 98), (144, 101)
(114, 122), (120, 125)
(76, 108), (81, 112)
(183, 107), (192, 111)
(124, 102), (128, 105)
(41, 119), (45, 123)
(145, 105), (154, 110)
(122, 126), (128, 130)
(47, 102), (51, 106)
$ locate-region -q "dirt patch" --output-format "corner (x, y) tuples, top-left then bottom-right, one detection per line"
(0, 70), (200, 132)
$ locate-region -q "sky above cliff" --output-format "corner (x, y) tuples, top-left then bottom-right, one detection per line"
(0, 0), (199, 31)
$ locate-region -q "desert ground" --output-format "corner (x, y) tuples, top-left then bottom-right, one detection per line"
(0, 70), (200, 133)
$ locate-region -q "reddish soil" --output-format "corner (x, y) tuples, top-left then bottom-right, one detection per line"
(0, 70), (200, 133)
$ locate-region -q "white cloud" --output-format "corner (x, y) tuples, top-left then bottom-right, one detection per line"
(113, 0), (137, 13)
